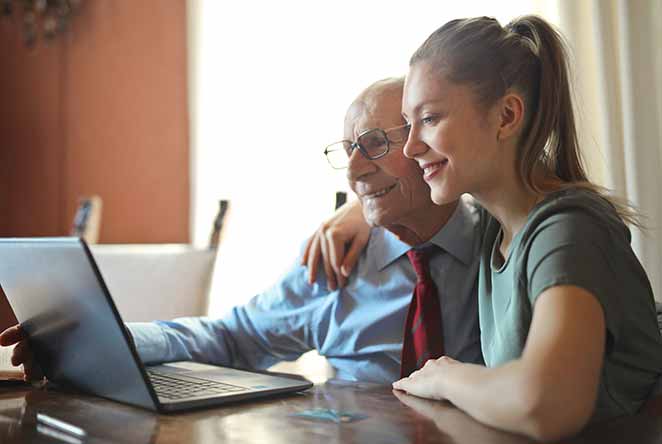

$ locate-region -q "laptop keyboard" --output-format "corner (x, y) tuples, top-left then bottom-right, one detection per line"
(147, 369), (249, 400)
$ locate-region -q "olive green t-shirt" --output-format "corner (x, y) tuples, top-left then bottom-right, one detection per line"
(478, 188), (662, 421)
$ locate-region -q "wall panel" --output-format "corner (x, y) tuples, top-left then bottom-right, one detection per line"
(0, 0), (190, 327)
(0, 0), (189, 242)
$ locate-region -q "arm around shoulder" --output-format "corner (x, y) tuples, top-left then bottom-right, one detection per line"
(301, 199), (370, 288)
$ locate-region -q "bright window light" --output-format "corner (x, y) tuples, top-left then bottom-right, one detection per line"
(188, 0), (560, 316)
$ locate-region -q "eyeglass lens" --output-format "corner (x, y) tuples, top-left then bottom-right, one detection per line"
(325, 143), (351, 169)
(357, 129), (389, 158)
(324, 125), (409, 169)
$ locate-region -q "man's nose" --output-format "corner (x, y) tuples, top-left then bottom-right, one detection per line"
(346, 148), (375, 181)
(403, 125), (426, 160)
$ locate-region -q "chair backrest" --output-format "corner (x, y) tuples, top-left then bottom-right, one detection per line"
(91, 244), (216, 322)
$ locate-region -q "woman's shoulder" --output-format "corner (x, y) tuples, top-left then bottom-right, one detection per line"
(523, 187), (630, 245)
(537, 186), (616, 210)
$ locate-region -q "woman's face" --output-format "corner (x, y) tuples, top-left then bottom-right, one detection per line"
(402, 61), (503, 205)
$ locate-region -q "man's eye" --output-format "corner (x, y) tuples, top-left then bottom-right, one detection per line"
(421, 115), (436, 125)
(362, 136), (385, 150)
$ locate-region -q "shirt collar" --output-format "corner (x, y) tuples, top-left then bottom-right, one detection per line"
(371, 196), (478, 271)
(427, 196), (477, 266)
(370, 228), (410, 272)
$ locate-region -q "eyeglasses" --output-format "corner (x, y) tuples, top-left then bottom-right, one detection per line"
(323, 124), (410, 169)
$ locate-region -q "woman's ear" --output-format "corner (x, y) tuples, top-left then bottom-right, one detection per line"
(496, 92), (525, 141)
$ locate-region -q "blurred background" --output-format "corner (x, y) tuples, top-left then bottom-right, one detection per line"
(0, 0), (661, 324)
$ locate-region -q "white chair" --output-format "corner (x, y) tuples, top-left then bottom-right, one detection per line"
(90, 244), (217, 322)
(0, 244), (216, 373)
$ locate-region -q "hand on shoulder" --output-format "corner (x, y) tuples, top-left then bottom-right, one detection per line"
(301, 199), (370, 290)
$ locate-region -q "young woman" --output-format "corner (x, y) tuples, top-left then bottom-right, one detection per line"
(304, 15), (662, 440)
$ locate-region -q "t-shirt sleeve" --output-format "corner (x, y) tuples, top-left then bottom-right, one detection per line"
(524, 210), (622, 349)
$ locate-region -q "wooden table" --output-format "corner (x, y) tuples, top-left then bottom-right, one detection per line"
(2, 379), (662, 444)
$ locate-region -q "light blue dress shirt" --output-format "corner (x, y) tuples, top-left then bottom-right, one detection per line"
(128, 198), (483, 383)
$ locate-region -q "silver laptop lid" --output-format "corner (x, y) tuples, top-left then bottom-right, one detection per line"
(0, 238), (158, 410)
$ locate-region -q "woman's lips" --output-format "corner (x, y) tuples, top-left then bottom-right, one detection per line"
(421, 159), (448, 181)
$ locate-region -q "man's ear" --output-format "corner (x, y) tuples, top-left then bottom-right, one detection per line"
(496, 92), (525, 141)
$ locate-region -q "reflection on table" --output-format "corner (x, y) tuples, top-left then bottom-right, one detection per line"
(2, 379), (662, 444)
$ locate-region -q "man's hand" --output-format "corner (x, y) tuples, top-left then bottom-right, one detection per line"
(0, 324), (43, 381)
(301, 199), (370, 290)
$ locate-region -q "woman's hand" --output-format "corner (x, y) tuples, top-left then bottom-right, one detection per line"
(0, 324), (44, 381)
(392, 356), (461, 401)
(393, 286), (605, 441)
(301, 199), (370, 290)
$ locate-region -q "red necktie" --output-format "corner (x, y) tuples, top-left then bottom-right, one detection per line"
(400, 247), (445, 378)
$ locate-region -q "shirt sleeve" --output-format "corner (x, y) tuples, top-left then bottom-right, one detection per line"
(524, 210), (623, 348)
(126, 259), (333, 370)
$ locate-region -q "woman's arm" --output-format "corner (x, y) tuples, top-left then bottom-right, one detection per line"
(394, 285), (605, 441)
(301, 199), (370, 290)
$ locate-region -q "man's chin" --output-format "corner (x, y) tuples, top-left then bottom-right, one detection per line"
(364, 210), (393, 228)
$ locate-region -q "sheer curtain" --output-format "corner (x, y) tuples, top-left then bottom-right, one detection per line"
(556, 0), (662, 300)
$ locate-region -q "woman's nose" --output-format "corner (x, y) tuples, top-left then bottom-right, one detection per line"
(403, 126), (426, 159)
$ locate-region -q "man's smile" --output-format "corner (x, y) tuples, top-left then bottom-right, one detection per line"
(361, 183), (398, 199)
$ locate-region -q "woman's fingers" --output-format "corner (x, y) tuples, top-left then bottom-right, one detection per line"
(392, 376), (412, 392)
(325, 228), (349, 288)
(301, 232), (314, 267)
(305, 231), (323, 284)
(303, 227), (345, 290)
(301, 199), (369, 289)
(392, 357), (455, 400)
(340, 228), (370, 278)
(326, 228), (343, 275)
(318, 230), (338, 291)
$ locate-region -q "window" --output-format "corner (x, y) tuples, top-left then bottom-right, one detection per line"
(188, 0), (559, 315)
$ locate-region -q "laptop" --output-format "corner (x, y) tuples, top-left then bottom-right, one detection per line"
(0, 238), (312, 412)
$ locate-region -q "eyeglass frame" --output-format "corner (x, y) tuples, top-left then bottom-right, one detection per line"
(323, 123), (411, 169)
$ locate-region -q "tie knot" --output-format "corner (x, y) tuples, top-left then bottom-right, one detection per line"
(407, 247), (435, 282)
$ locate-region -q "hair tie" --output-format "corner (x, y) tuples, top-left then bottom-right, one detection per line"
(507, 22), (539, 57)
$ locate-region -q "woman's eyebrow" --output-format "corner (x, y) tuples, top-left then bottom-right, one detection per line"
(405, 98), (448, 116)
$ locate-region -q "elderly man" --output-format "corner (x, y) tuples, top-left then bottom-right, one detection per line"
(1, 78), (482, 383)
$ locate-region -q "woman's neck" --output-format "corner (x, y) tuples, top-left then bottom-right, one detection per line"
(473, 167), (550, 255)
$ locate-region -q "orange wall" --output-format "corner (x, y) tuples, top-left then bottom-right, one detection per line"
(0, 33), (64, 237)
(0, 0), (189, 329)
(0, 0), (190, 243)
